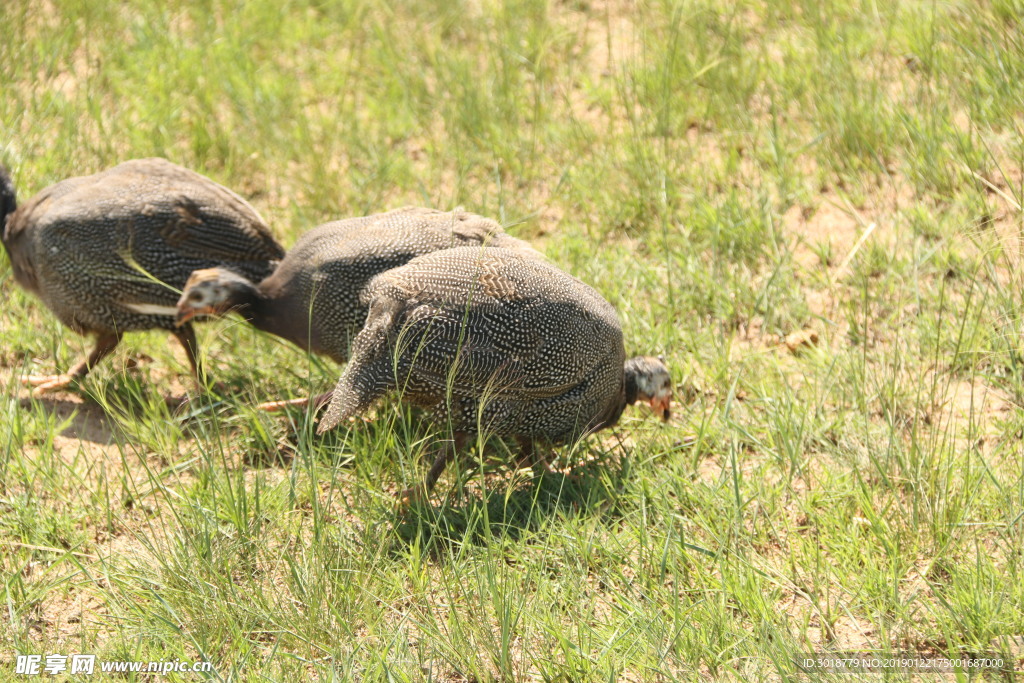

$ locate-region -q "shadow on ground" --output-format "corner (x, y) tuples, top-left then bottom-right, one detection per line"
(390, 448), (637, 556)
(19, 397), (121, 443)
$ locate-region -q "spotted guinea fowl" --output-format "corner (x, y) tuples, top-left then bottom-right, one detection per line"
(0, 158), (284, 395)
(315, 246), (672, 503)
(174, 206), (541, 410)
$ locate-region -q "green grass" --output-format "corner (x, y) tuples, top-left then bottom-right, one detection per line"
(2, 0), (1024, 679)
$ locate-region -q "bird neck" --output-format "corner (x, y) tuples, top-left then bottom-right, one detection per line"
(226, 280), (268, 326)
(589, 371), (631, 434)
(624, 368), (640, 406)
(0, 170), (39, 293)
(232, 280), (300, 344)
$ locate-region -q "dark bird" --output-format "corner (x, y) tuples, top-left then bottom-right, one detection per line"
(0, 158), (284, 395)
(174, 206), (541, 410)
(315, 246), (672, 503)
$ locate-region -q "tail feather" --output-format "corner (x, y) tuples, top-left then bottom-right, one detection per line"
(316, 365), (386, 433)
(316, 374), (359, 433)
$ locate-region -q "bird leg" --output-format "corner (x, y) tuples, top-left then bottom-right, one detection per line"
(515, 435), (556, 474)
(515, 435), (579, 480)
(257, 391), (333, 412)
(171, 324), (204, 388)
(23, 332), (122, 397)
(398, 431), (469, 506)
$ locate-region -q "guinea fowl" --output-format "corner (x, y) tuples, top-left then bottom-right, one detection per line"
(315, 246), (672, 503)
(0, 158), (284, 395)
(174, 206), (540, 410)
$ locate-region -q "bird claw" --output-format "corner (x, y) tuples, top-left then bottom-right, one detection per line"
(516, 451), (578, 480)
(541, 463), (581, 481)
(257, 397), (310, 412)
(22, 373), (69, 387)
(22, 374), (76, 396)
(396, 485), (429, 508)
(528, 457), (582, 482)
(561, 468), (582, 482)
(257, 392), (336, 414)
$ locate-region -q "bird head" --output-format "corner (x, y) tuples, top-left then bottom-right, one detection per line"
(175, 268), (254, 326)
(624, 355), (673, 420)
(1, 163), (17, 241)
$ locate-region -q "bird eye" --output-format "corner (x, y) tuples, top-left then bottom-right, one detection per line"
(188, 291), (203, 303)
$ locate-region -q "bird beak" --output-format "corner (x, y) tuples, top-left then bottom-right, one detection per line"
(649, 393), (671, 421)
(175, 306), (213, 327)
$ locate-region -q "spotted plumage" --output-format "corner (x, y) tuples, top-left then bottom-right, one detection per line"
(0, 158), (284, 394)
(175, 206), (539, 407)
(315, 247), (672, 500)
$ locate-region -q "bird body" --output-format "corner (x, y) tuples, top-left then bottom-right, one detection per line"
(319, 246), (630, 440)
(177, 206), (541, 365)
(1, 158), (284, 393)
(316, 247), (672, 501)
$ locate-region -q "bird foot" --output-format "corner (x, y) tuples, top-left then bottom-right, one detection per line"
(257, 392), (334, 413)
(396, 485), (430, 508)
(22, 373), (77, 396)
(531, 459), (581, 481)
(514, 451), (575, 479)
(257, 396), (312, 412)
(560, 468), (582, 482)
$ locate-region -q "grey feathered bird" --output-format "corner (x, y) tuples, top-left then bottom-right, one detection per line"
(0, 158), (284, 395)
(315, 246), (672, 502)
(174, 206), (541, 410)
